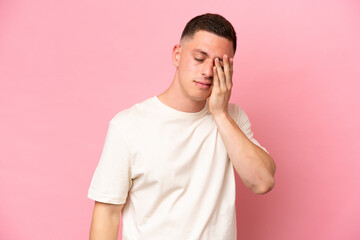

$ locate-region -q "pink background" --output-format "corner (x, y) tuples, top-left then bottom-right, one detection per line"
(1, 0), (359, 239)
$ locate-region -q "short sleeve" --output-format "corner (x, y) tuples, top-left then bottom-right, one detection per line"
(87, 120), (132, 204)
(232, 104), (269, 154)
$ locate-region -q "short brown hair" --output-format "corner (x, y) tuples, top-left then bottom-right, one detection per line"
(180, 13), (237, 53)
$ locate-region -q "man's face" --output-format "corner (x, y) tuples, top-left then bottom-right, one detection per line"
(173, 30), (235, 102)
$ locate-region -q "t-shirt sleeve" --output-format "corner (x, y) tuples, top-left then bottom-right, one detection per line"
(231, 104), (269, 154)
(87, 120), (132, 204)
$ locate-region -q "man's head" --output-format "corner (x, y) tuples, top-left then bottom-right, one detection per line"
(180, 13), (237, 54)
(171, 13), (237, 102)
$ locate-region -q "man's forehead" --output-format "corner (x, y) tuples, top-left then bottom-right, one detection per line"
(181, 31), (234, 57)
(192, 48), (208, 56)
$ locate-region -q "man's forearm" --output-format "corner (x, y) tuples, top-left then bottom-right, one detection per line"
(213, 112), (276, 194)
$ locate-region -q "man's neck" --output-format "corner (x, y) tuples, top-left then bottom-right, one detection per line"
(157, 75), (206, 113)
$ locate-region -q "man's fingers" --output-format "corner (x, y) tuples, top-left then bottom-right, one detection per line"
(224, 55), (233, 89)
(215, 58), (226, 89)
(213, 66), (219, 89)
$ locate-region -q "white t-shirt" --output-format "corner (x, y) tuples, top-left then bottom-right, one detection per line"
(88, 96), (268, 240)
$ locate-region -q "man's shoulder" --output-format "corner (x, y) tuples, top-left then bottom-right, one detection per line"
(227, 102), (248, 125)
(110, 96), (155, 127)
(227, 102), (240, 117)
(228, 102), (239, 113)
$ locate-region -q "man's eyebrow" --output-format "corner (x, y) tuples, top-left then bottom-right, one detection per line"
(192, 49), (223, 62)
(192, 49), (209, 56)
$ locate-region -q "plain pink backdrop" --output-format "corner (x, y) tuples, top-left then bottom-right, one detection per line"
(1, 0), (359, 239)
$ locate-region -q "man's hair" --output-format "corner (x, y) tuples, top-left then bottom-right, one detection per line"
(180, 13), (237, 53)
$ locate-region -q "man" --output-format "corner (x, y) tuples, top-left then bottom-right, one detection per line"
(88, 13), (276, 240)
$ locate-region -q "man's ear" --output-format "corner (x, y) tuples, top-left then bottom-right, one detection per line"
(172, 44), (181, 67)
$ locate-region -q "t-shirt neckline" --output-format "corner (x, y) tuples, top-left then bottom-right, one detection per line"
(152, 96), (209, 119)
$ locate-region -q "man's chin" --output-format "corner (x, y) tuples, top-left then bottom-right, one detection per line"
(191, 93), (211, 102)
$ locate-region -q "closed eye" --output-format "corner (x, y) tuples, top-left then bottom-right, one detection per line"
(194, 58), (205, 62)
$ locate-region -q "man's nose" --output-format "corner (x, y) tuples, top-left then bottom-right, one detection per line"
(201, 59), (214, 77)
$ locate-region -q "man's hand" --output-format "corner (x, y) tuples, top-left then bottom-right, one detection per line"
(208, 55), (276, 194)
(209, 54), (234, 116)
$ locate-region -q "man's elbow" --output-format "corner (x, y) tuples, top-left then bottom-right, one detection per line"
(253, 178), (276, 195)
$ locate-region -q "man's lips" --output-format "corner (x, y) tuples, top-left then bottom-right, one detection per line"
(194, 80), (212, 89)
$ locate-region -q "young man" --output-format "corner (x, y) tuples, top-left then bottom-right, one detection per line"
(88, 13), (276, 240)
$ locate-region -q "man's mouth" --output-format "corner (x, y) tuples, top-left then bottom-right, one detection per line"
(194, 80), (212, 89)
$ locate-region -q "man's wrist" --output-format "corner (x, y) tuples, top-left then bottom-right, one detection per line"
(212, 110), (231, 124)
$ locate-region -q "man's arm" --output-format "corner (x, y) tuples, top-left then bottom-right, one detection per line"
(209, 55), (276, 194)
(89, 201), (124, 240)
(213, 112), (276, 194)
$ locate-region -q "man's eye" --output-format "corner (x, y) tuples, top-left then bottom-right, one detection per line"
(194, 58), (204, 62)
